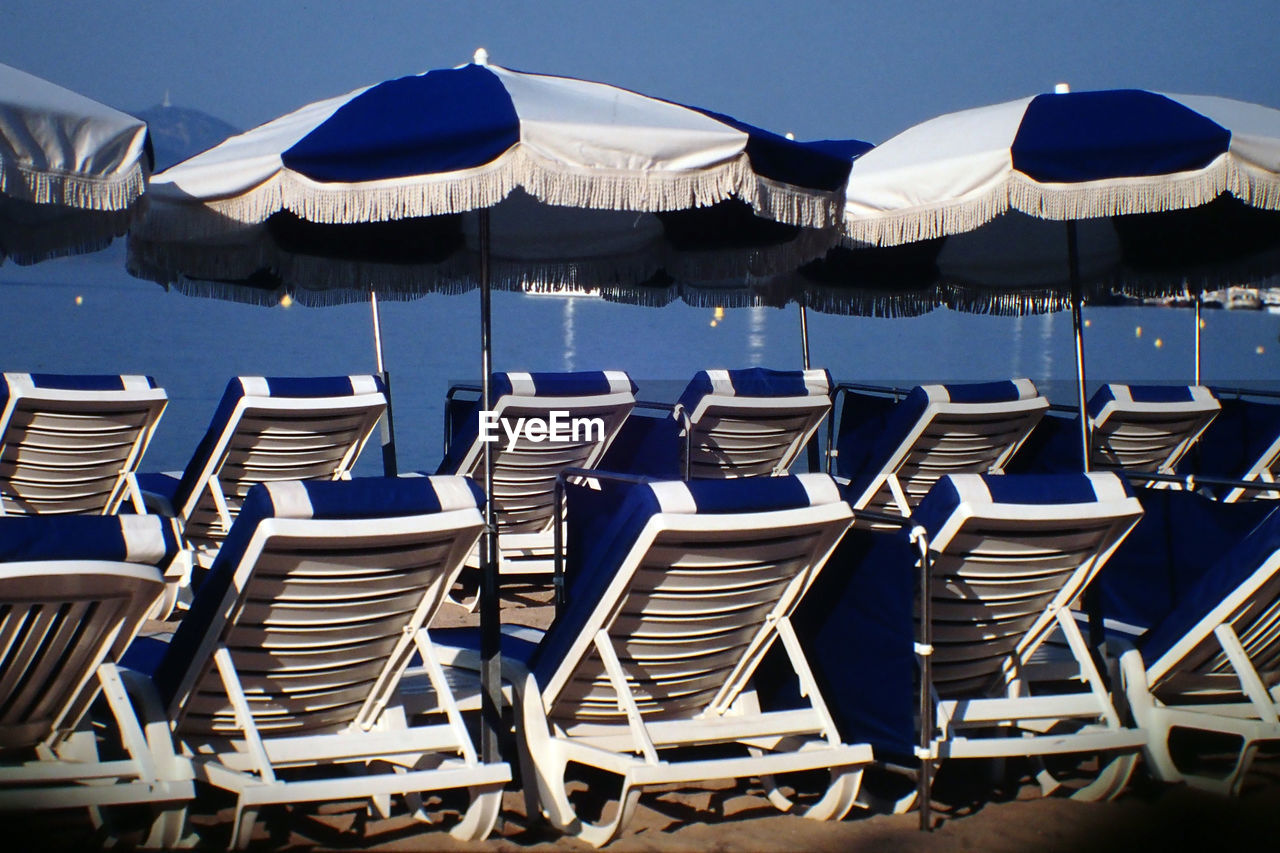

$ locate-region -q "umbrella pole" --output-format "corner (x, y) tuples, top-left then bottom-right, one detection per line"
(799, 305), (811, 370)
(799, 305), (824, 473)
(1194, 288), (1202, 385)
(478, 208), (503, 766)
(370, 290), (398, 476)
(1067, 222), (1090, 471)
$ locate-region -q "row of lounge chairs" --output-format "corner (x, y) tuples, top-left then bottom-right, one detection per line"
(2, 368), (1279, 846)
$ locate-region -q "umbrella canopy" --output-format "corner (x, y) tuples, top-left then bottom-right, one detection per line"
(0, 62), (151, 264)
(834, 89), (1280, 307)
(130, 51), (857, 304)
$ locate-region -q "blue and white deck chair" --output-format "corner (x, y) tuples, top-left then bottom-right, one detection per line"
(139, 375), (386, 572)
(912, 472), (1145, 799)
(1087, 384), (1220, 475)
(0, 514), (193, 847)
(123, 477), (510, 849)
(437, 370), (635, 577)
(1117, 505), (1280, 795)
(1184, 395), (1280, 502)
(1, 372), (167, 516)
(431, 474), (871, 847)
(835, 380), (1048, 516)
(605, 368), (832, 480)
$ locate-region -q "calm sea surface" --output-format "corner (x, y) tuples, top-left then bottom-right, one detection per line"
(3, 244), (1278, 476)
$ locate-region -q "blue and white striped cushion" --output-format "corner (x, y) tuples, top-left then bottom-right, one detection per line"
(439, 370), (635, 474)
(2, 373), (160, 412)
(1087, 383), (1217, 420)
(838, 379), (1039, 488)
(0, 514), (177, 566)
(540, 473), (841, 686)
(148, 475), (482, 705)
(673, 367), (831, 421)
(914, 471), (1133, 545)
(142, 375), (385, 509)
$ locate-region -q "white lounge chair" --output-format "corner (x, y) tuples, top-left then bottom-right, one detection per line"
(1117, 504), (1280, 795)
(911, 472), (1146, 798)
(437, 370), (635, 577)
(1088, 384), (1220, 475)
(139, 374), (386, 575)
(834, 380), (1048, 516)
(0, 513), (193, 846)
(432, 473), (872, 846)
(604, 367), (832, 479)
(1, 372), (167, 516)
(124, 476), (510, 849)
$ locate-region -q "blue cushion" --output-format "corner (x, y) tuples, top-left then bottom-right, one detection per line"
(147, 475), (481, 707)
(0, 514), (177, 566)
(1184, 396), (1280, 485)
(165, 375), (386, 516)
(540, 474), (841, 690)
(769, 525), (916, 758)
(1138, 505), (1280, 667)
(1094, 488), (1276, 642)
(437, 370), (636, 475)
(837, 380), (1040, 495)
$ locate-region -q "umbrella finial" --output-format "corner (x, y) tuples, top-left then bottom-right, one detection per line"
(1054, 82), (1071, 94)
(474, 47), (489, 66)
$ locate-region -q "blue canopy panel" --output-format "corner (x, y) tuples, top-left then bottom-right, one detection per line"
(691, 108), (866, 193)
(283, 65), (521, 182)
(1011, 90), (1231, 183)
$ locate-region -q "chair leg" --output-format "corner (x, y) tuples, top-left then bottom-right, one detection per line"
(448, 783), (505, 841)
(141, 805), (189, 850)
(231, 803), (258, 851)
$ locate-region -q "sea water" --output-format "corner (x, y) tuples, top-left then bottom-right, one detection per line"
(2, 244), (1278, 475)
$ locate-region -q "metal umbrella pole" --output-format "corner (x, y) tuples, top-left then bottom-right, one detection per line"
(1066, 221), (1090, 472)
(369, 290), (398, 476)
(1194, 289), (1203, 385)
(477, 208), (502, 764)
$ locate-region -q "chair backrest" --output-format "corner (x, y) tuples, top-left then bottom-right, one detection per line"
(671, 367), (831, 478)
(439, 371), (635, 536)
(913, 472), (1143, 699)
(839, 379), (1048, 514)
(1192, 396), (1280, 502)
(535, 474), (851, 723)
(0, 372), (167, 515)
(0, 514), (174, 748)
(1138, 506), (1280, 696)
(1088, 384), (1220, 474)
(170, 375), (386, 548)
(152, 476), (485, 738)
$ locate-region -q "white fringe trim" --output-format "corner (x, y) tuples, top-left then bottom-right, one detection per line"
(139, 145), (844, 242)
(842, 152), (1280, 248)
(0, 159), (147, 212)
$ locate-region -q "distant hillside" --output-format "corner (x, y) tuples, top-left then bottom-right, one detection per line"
(135, 103), (240, 172)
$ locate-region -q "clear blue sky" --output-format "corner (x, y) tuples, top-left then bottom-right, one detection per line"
(3, 1), (1277, 143)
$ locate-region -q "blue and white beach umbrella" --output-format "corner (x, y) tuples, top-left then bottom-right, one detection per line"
(131, 50), (853, 304)
(842, 88), (1280, 248)
(0, 62), (151, 264)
